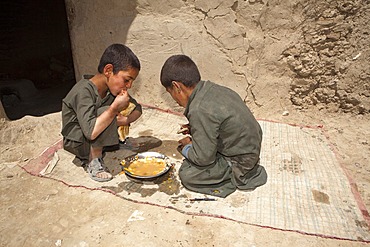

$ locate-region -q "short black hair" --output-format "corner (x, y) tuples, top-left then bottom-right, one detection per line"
(98, 44), (140, 74)
(160, 55), (201, 88)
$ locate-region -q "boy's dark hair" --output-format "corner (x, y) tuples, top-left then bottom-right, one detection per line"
(98, 44), (141, 74)
(160, 55), (201, 88)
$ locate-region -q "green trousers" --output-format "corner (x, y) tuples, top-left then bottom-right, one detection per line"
(63, 106), (118, 165)
(179, 153), (267, 198)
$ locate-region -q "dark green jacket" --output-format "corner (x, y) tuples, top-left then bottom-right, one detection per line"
(184, 80), (262, 167)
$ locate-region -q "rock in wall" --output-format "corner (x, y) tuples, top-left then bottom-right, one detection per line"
(281, 0), (369, 114)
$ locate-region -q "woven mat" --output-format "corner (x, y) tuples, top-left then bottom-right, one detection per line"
(23, 106), (370, 242)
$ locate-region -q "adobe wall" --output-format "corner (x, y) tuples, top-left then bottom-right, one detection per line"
(65, 0), (369, 114)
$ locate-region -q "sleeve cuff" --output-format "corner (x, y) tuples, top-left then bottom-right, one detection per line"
(181, 144), (192, 158)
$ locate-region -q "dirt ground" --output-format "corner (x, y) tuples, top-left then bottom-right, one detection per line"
(1, 0), (370, 246)
(0, 97), (369, 247)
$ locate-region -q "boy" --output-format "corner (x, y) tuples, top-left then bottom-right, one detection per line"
(160, 55), (267, 197)
(61, 44), (142, 182)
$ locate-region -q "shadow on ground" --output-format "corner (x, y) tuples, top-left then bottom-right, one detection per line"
(0, 79), (74, 120)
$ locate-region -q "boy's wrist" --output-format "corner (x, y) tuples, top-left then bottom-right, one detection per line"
(181, 144), (192, 158)
(108, 105), (119, 117)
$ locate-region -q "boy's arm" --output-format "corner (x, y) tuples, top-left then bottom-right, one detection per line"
(90, 90), (129, 140)
(117, 109), (142, 126)
(91, 105), (119, 140)
(186, 110), (220, 166)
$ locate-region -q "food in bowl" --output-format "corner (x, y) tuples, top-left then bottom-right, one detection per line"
(121, 156), (168, 177)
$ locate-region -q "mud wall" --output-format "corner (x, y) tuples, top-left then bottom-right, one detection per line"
(65, 0), (369, 114)
(282, 0), (369, 114)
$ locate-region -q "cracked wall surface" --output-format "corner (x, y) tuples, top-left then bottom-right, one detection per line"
(65, 0), (369, 114)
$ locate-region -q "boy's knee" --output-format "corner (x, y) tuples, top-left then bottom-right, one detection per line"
(63, 138), (90, 161)
(178, 161), (194, 185)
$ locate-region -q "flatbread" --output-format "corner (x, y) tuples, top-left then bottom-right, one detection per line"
(118, 102), (136, 141)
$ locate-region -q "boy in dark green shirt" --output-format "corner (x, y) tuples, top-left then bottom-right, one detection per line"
(62, 44), (142, 182)
(160, 55), (267, 197)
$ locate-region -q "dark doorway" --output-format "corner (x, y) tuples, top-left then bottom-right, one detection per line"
(0, 0), (75, 120)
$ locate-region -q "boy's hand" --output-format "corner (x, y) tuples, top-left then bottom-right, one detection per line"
(177, 136), (192, 154)
(178, 136), (192, 148)
(116, 114), (130, 126)
(112, 90), (130, 112)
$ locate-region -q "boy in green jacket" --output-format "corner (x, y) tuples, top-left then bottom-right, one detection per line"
(62, 44), (142, 182)
(160, 55), (267, 197)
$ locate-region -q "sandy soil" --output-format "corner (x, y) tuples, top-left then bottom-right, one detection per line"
(0, 103), (369, 246)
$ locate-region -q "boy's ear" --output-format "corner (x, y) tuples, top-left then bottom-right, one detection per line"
(103, 64), (114, 76)
(172, 81), (182, 92)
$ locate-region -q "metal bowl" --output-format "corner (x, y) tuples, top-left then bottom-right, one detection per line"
(121, 151), (172, 179)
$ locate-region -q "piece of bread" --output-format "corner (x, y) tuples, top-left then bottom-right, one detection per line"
(118, 102), (136, 142)
(177, 127), (189, 134)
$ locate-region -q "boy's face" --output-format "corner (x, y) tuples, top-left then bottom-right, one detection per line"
(107, 67), (139, 96)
